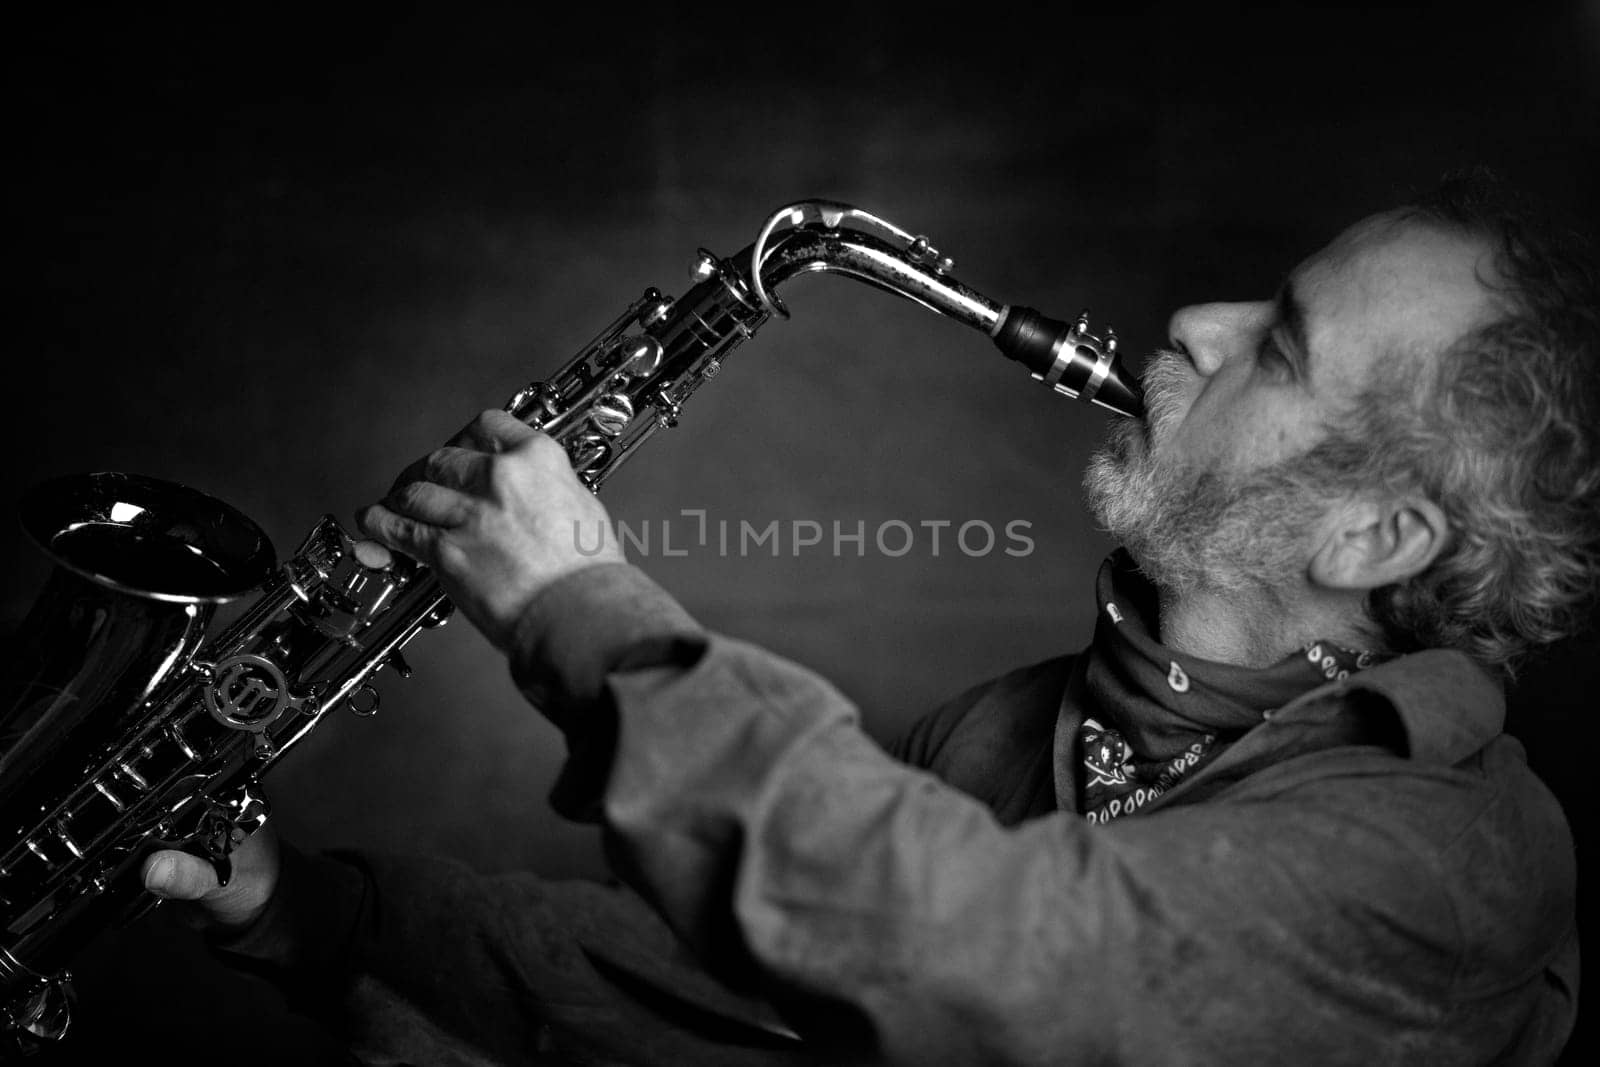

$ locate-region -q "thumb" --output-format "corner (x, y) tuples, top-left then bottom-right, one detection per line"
(141, 850), (220, 901)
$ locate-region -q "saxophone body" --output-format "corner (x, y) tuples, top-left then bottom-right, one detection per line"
(0, 201), (1140, 1048)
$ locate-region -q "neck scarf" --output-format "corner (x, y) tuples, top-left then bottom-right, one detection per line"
(1074, 553), (1379, 823)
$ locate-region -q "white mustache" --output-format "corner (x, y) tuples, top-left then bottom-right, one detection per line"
(1139, 350), (1190, 442)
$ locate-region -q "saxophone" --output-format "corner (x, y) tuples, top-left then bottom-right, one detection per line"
(0, 201), (1141, 1048)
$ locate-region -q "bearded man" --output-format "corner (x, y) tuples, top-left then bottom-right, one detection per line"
(144, 173), (1595, 1065)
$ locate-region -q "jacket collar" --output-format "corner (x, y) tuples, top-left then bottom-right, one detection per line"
(1313, 649), (1505, 764)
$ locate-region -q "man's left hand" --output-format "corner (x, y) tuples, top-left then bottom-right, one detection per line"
(358, 409), (623, 652)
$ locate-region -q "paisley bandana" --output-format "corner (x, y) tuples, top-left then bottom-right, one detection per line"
(1076, 553), (1380, 824)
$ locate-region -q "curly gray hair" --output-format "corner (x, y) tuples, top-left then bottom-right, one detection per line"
(1313, 171), (1600, 678)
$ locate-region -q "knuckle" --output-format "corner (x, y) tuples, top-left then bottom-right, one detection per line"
(422, 448), (454, 479)
(393, 481), (426, 511)
(448, 410), (496, 449)
(471, 409), (501, 438)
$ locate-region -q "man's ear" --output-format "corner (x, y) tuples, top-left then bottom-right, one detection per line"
(1309, 495), (1451, 592)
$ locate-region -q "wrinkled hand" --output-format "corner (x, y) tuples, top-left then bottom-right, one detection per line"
(358, 409), (623, 652)
(140, 824), (280, 933)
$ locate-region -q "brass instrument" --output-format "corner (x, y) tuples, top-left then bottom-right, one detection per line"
(0, 201), (1141, 1049)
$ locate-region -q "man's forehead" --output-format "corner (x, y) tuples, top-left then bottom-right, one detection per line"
(1297, 212), (1488, 288)
(1289, 213), (1498, 378)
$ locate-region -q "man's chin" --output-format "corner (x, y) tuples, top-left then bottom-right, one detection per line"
(1082, 441), (1155, 548)
(1095, 417), (1146, 467)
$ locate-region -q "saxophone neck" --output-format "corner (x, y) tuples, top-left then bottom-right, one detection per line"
(744, 201), (1143, 418)
(745, 201), (1003, 334)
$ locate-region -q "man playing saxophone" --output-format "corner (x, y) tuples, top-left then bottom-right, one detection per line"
(143, 173), (1594, 1064)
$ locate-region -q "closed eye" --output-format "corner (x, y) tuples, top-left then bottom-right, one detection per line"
(1256, 336), (1294, 377)
(1266, 280), (1312, 384)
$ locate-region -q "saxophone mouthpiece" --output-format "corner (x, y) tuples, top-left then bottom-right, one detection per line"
(1092, 358), (1144, 420)
(991, 306), (1144, 418)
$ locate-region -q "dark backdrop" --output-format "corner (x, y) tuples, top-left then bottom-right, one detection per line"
(6, 4), (1597, 1063)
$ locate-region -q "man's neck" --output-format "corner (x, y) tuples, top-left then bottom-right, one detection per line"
(1156, 585), (1373, 669)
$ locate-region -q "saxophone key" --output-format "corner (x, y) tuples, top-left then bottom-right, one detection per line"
(567, 433), (612, 471)
(118, 735), (186, 788)
(50, 827), (83, 863)
(616, 335), (664, 376)
(504, 382), (540, 415)
(589, 393), (635, 437)
(637, 292), (673, 327)
(116, 762), (149, 793)
(91, 781), (126, 813)
(165, 722), (201, 761)
(384, 651), (414, 679)
(345, 683), (380, 718)
(647, 384), (684, 428)
(691, 249), (721, 283)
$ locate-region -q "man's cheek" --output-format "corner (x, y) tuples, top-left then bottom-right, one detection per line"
(1145, 387), (1194, 449)
(1145, 404), (1188, 456)
(1225, 420), (1304, 474)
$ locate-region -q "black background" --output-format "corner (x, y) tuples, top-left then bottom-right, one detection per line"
(6, 3), (1598, 1062)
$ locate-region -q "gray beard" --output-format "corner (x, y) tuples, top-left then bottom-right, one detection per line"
(1082, 356), (1332, 601)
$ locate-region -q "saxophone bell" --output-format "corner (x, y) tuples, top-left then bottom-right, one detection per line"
(0, 472), (274, 1046)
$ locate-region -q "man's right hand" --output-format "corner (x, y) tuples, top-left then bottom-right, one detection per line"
(140, 824), (281, 933)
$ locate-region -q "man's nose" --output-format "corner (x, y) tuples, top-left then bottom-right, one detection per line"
(1166, 301), (1271, 378)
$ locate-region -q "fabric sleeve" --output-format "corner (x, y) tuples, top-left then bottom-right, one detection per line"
(506, 564), (1536, 1065)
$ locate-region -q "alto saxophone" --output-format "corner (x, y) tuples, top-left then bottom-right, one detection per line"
(0, 201), (1141, 1047)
